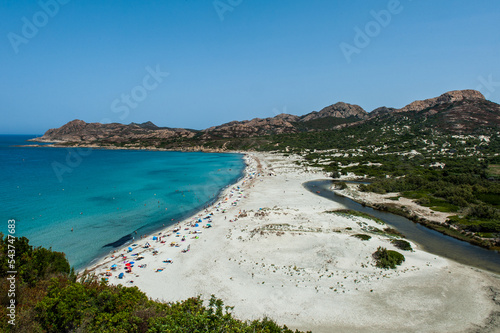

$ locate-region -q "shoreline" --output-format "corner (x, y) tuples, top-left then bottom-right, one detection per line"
(85, 151), (500, 332)
(83, 166), (247, 272)
(19, 140), (500, 251)
(20, 140), (230, 153)
(81, 153), (257, 276)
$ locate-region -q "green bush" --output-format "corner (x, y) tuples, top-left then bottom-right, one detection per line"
(468, 204), (500, 220)
(391, 239), (413, 251)
(333, 181), (348, 189)
(352, 234), (371, 241)
(373, 247), (405, 269)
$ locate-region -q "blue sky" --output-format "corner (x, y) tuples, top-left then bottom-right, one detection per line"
(1, 0), (499, 134)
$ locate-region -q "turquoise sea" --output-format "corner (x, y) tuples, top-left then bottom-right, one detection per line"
(0, 135), (245, 270)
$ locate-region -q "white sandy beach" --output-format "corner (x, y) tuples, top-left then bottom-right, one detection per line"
(85, 152), (500, 333)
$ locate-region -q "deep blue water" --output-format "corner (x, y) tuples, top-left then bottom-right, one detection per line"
(0, 135), (245, 270)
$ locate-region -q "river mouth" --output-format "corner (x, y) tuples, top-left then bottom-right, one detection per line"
(304, 180), (500, 275)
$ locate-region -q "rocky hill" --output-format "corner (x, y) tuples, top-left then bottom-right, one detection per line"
(406, 98), (500, 133)
(201, 116), (297, 138)
(300, 102), (367, 122)
(34, 101), (369, 143)
(368, 106), (396, 118)
(33, 89), (499, 147)
(363, 90), (499, 134)
(201, 101), (368, 138)
(396, 89), (485, 113)
(35, 120), (196, 143)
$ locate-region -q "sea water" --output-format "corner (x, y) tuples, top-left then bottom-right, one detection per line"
(0, 135), (245, 270)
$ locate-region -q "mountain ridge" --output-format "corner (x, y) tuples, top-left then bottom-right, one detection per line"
(33, 89), (498, 147)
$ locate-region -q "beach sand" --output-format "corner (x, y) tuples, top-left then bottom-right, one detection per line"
(85, 152), (500, 333)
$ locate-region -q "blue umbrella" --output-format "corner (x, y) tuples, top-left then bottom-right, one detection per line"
(128, 247), (133, 252)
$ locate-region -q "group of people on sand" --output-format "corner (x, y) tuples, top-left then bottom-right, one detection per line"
(95, 156), (260, 285)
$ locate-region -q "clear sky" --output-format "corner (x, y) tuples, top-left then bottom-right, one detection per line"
(1, 0), (499, 134)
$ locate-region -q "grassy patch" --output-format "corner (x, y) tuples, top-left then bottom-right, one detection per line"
(447, 215), (500, 233)
(410, 193), (459, 212)
(430, 222), (477, 242)
(477, 232), (497, 238)
(387, 196), (400, 201)
(366, 226), (383, 234)
(373, 247), (405, 269)
(487, 164), (500, 176)
(391, 239), (413, 251)
(402, 190), (429, 200)
(327, 209), (385, 225)
(352, 234), (371, 241)
(383, 227), (405, 238)
(427, 198), (459, 212)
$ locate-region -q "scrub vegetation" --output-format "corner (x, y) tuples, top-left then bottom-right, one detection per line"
(263, 116), (500, 249)
(373, 247), (405, 269)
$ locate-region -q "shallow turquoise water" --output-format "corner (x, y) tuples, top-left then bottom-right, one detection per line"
(0, 135), (245, 270)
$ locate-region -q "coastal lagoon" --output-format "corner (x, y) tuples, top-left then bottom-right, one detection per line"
(0, 135), (245, 270)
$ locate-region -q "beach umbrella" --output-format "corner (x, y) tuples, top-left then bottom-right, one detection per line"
(128, 247), (133, 252)
(129, 262), (135, 265)
(111, 264), (117, 268)
(118, 273), (124, 279)
(153, 236), (157, 240)
(195, 223), (199, 227)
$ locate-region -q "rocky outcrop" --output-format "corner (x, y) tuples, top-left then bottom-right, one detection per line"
(274, 113), (300, 122)
(202, 116), (298, 138)
(397, 90), (485, 113)
(411, 99), (500, 133)
(299, 102), (368, 122)
(368, 106), (396, 118)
